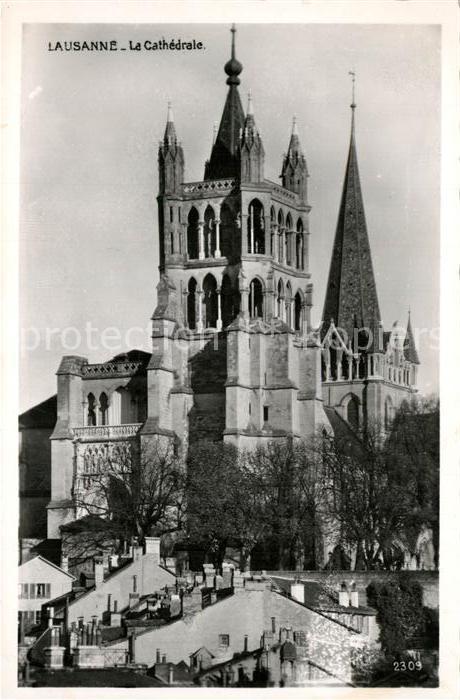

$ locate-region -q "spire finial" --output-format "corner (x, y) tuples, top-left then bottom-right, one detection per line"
(231, 23), (236, 59)
(212, 121), (218, 145)
(247, 89), (253, 115)
(167, 101), (174, 122)
(349, 70), (356, 110)
(292, 114), (298, 136)
(225, 24), (243, 85)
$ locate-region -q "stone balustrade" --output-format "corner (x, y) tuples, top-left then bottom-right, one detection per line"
(73, 424), (142, 440)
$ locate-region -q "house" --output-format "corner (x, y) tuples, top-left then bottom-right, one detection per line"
(18, 555), (74, 636)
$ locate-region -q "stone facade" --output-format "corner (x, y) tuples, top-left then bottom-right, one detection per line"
(45, 27), (331, 538)
(37, 27), (419, 548)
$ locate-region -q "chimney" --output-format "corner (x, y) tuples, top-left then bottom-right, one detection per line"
(132, 543), (143, 561)
(168, 663), (174, 685)
(271, 617), (276, 633)
(244, 635), (248, 652)
(162, 654), (167, 664)
(338, 582), (350, 607)
(290, 579), (305, 604)
(156, 649), (161, 663)
(203, 564), (216, 588)
(145, 536), (161, 564)
(60, 555), (69, 573)
(94, 557), (104, 588)
(350, 582), (359, 607)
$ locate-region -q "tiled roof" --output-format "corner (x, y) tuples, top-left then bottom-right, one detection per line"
(322, 108), (381, 344)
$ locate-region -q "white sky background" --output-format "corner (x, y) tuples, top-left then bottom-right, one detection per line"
(19, 23), (440, 412)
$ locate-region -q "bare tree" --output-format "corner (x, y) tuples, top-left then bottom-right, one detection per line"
(68, 437), (185, 566)
(319, 397), (439, 570)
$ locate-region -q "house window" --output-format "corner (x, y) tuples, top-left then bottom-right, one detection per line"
(35, 610), (41, 625)
(36, 583), (51, 599)
(19, 584), (29, 599)
(169, 206), (174, 223)
(219, 634), (230, 648)
(248, 403), (251, 416)
(263, 406), (269, 423)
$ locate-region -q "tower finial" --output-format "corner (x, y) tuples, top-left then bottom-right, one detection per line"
(247, 89), (253, 115)
(225, 24), (243, 85)
(349, 70), (356, 110)
(231, 23), (236, 59)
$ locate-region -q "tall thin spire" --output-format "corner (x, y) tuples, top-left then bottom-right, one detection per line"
(205, 24), (245, 179)
(163, 100), (177, 144)
(404, 310), (420, 364)
(281, 114), (308, 199)
(322, 84), (381, 344)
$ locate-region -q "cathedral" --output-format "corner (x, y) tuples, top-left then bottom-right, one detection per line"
(20, 27), (419, 552)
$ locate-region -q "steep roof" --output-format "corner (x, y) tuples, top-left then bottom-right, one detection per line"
(204, 26), (245, 180)
(322, 106), (381, 343)
(404, 313), (420, 364)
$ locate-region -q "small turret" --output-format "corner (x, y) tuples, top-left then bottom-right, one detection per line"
(158, 102), (184, 195)
(281, 116), (308, 201)
(239, 91), (265, 183)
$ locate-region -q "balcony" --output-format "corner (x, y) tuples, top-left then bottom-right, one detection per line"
(73, 424), (142, 440)
(182, 178), (236, 195)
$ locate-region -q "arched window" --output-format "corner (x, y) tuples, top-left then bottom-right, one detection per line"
(285, 282), (292, 328)
(187, 278), (197, 330)
(87, 393), (97, 426)
(187, 207), (199, 259)
(296, 219), (304, 270)
(276, 278), (284, 320)
(221, 274), (235, 328)
(285, 214), (292, 266)
(99, 392), (108, 425)
(247, 199), (265, 254)
(203, 273), (218, 328)
(294, 292), (302, 332)
(204, 205), (216, 259)
(220, 203), (234, 260)
(249, 278), (264, 319)
(346, 395), (360, 432)
(277, 210), (284, 262)
(270, 206), (276, 257)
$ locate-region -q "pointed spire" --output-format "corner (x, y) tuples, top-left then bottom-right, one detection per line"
(404, 310), (420, 364)
(163, 101), (177, 144)
(281, 114), (308, 199)
(247, 90), (253, 116)
(240, 90), (264, 183)
(322, 88), (381, 344)
(205, 25), (245, 179)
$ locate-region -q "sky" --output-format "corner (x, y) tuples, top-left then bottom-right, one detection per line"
(19, 22), (440, 412)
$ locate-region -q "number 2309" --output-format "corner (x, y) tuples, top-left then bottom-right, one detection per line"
(393, 660), (422, 671)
